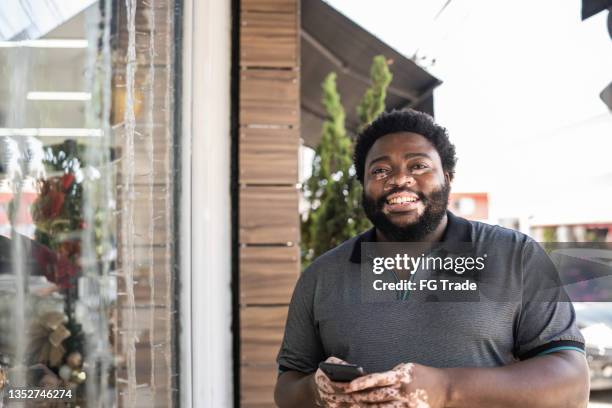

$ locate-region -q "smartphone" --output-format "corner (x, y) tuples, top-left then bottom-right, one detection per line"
(318, 362), (366, 382)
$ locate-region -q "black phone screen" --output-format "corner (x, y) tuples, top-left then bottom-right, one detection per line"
(318, 362), (366, 382)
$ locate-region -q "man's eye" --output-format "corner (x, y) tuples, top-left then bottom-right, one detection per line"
(412, 164), (428, 170)
(371, 168), (389, 178)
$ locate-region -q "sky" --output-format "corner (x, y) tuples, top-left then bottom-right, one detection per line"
(323, 0), (612, 224)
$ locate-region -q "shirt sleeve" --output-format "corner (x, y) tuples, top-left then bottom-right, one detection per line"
(514, 240), (585, 360)
(276, 266), (325, 374)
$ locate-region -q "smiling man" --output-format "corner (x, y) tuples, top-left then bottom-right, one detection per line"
(274, 110), (589, 408)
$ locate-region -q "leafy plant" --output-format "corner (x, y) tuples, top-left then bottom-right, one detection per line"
(301, 56), (393, 267)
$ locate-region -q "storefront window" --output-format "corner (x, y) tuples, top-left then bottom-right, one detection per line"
(0, 0), (179, 405)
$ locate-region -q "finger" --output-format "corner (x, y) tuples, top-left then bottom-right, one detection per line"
(346, 371), (398, 392)
(315, 369), (336, 394)
(405, 389), (430, 408)
(326, 356), (350, 365)
(328, 380), (353, 394)
(392, 363), (414, 378)
(361, 401), (405, 408)
(336, 403), (361, 408)
(407, 398), (431, 408)
(319, 390), (356, 404)
(315, 369), (353, 394)
(316, 370), (352, 394)
(408, 400), (430, 408)
(351, 386), (401, 403)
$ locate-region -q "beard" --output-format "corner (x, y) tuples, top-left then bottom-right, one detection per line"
(362, 181), (451, 242)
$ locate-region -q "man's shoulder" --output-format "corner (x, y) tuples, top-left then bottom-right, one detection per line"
(468, 218), (534, 246)
(305, 234), (361, 273)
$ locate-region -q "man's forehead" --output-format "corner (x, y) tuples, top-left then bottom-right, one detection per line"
(366, 132), (437, 160)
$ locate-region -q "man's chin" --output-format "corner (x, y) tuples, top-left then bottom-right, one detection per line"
(383, 212), (422, 227)
(386, 220), (419, 230)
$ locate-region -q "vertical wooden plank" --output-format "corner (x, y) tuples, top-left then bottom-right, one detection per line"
(241, 365), (279, 407)
(240, 246), (299, 304)
(241, 307), (289, 364)
(239, 187), (299, 244)
(239, 0), (300, 405)
(241, 0), (298, 13)
(241, 11), (298, 67)
(239, 70), (299, 126)
(239, 127), (299, 184)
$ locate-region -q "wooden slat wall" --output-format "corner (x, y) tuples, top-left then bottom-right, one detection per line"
(239, 0), (301, 406)
(239, 127), (299, 184)
(240, 247), (298, 304)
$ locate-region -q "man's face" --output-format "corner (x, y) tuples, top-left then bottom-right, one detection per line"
(362, 132), (451, 241)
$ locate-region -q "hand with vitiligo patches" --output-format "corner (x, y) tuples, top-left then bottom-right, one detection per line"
(314, 359), (449, 408)
(345, 362), (449, 408)
(313, 357), (360, 407)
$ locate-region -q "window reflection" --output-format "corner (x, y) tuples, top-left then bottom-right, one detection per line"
(0, 1), (179, 405)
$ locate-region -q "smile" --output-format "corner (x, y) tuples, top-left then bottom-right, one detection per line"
(385, 192), (420, 205)
(384, 192), (422, 212)
(387, 196), (418, 204)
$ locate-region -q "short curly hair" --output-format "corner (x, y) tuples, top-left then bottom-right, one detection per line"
(354, 109), (457, 183)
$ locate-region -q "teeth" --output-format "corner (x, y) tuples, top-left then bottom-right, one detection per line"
(388, 196), (417, 204)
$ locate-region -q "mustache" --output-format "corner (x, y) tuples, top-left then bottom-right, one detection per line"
(377, 188), (426, 206)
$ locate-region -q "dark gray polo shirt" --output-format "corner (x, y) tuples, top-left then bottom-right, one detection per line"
(277, 212), (584, 374)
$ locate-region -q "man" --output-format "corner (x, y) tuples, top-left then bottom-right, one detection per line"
(275, 110), (589, 407)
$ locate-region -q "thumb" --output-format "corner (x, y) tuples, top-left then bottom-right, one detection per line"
(326, 356), (350, 365)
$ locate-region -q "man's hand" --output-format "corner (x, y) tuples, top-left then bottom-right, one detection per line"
(277, 352), (588, 408)
(345, 363), (450, 408)
(313, 357), (361, 407)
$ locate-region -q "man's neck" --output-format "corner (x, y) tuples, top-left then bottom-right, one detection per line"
(375, 213), (448, 243)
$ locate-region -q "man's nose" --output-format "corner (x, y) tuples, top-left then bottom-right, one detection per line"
(388, 172), (415, 187)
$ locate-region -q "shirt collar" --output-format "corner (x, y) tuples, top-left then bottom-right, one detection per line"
(349, 211), (474, 264)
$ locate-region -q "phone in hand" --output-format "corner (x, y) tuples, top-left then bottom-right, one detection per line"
(318, 361), (366, 382)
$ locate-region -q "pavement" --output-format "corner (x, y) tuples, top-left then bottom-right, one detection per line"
(590, 390), (612, 407)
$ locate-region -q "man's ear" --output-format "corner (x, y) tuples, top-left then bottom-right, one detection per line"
(444, 171), (452, 184)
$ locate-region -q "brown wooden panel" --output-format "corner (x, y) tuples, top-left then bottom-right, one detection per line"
(115, 306), (173, 347)
(240, 70), (299, 126)
(116, 246), (172, 307)
(115, 130), (172, 186)
(113, 2), (176, 406)
(120, 184), (172, 247)
(242, 403), (276, 408)
(240, 246), (299, 304)
(241, 0), (297, 13)
(114, 306), (173, 406)
(241, 365), (279, 406)
(240, 186), (299, 244)
(114, 0), (174, 66)
(112, 67), (173, 126)
(241, 11), (298, 68)
(239, 127), (299, 184)
(241, 306), (288, 365)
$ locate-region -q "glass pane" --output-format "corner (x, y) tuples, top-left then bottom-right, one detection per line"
(0, 0), (179, 406)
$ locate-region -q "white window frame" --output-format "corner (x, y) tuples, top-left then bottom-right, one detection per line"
(180, 0), (233, 406)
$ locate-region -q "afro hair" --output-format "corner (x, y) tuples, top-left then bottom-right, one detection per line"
(353, 109), (457, 183)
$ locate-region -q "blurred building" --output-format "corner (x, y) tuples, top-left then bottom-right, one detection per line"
(448, 192), (488, 222)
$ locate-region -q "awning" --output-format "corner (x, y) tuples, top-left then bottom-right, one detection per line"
(581, 0), (612, 20)
(301, 0), (442, 148)
(601, 82), (612, 110)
